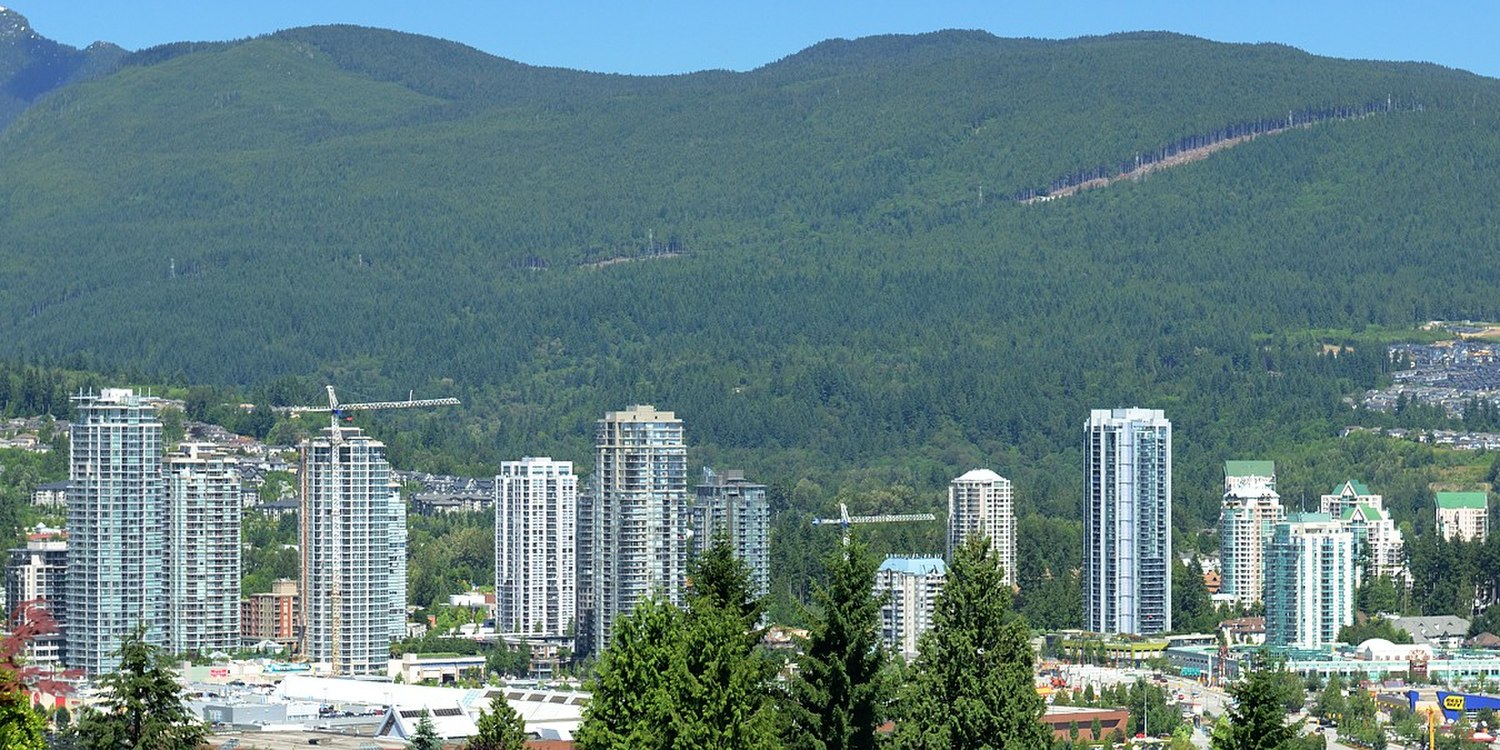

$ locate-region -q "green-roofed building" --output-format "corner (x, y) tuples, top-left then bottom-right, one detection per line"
(1436, 491), (1489, 542)
(1321, 480), (1383, 520)
(1224, 460), (1276, 486)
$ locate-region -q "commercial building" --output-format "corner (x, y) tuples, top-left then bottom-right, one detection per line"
(242, 578), (298, 646)
(1084, 408), (1172, 635)
(690, 468), (770, 601)
(1217, 460), (1283, 607)
(1436, 491), (1489, 542)
(298, 426), (404, 675)
(946, 469), (1016, 588)
(4, 529), (68, 666)
(1264, 513), (1355, 649)
(495, 457), (577, 639)
(875, 556), (946, 661)
(66, 388), (166, 674)
(589, 405), (688, 655)
(164, 443), (242, 655)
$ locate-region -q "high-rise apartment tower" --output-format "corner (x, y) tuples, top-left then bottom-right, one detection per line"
(590, 405), (688, 655)
(163, 444), (242, 655)
(1083, 408), (1172, 635)
(946, 469), (1015, 587)
(691, 469), (770, 602)
(496, 457), (578, 639)
(66, 388), (165, 674)
(297, 426), (403, 675)
(1217, 461), (1283, 607)
(1264, 513), (1355, 649)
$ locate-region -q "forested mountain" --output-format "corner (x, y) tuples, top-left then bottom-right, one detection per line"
(0, 7), (124, 129)
(3, 22), (1500, 565)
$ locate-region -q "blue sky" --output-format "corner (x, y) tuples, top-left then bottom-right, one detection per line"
(14, 1), (1500, 79)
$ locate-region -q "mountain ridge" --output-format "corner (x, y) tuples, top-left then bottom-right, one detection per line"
(0, 6), (124, 129)
(2, 22), (1499, 534)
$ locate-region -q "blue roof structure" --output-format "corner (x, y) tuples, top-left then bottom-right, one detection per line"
(878, 556), (946, 576)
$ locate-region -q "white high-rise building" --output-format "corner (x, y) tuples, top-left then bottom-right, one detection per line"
(1218, 461), (1283, 607)
(163, 444), (241, 655)
(66, 388), (165, 675)
(1084, 408), (1172, 636)
(875, 556), (946, 661)
(691, 469), (770, 602)
(946, 469), (1016, 587)
(1264, 513), (1355, 649)
(496, 457), (578, 639)
(5, 530), (68, 666)
(298, 426), (402, 675)
(590, 405), (688, 655)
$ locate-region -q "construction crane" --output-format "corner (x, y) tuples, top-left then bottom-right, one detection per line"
(812, 502), (936, 543)
(273, 385), (459, 674)
(271, 385), (461, 443)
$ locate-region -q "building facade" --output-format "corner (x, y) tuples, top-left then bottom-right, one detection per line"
(1435, 492), (1489, 542)
(1217, 461), (1283, 607)
(242, 578), (298, 646)
(690, 469), (770, 601)
(66, 388), (165, 674)
(164, 444), (242, 655)
(1341, 504), (1406, 584)
(1264, 513), (1355, 649)
(1321, 480), (1382, 520)
(946, 469), (1016, 588)
(1084, 408), (1172, 635)
(875, 556), (946, 661)
(5, 531), (68, 666)
(298, 427), (403, 675)
(590, 405), (688, 655)
(495, 457), (578, 639)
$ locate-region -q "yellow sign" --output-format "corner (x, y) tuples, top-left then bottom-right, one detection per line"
(1443, 695), (1466, 711)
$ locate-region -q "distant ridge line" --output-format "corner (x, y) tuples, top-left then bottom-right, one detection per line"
(1017, 98), (1423, 204)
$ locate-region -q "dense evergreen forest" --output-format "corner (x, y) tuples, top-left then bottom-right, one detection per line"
(3, 21), (1500, 625)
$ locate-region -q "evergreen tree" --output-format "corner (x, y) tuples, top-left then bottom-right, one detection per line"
(893, 534), (1049, 750)
(578, 536), (780, 749)
(72, 628), (206, 750)
(783, 534), (888, 750)
(465, 692), (529, 750)
(1314, 674), (1345, 721)
(1212, 656), (1299, 750)
(1172, 557), (1212, 631)
(575, 596), (684, 750)
(408, 713), (443, 750)
(675, 533), (779, 748)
